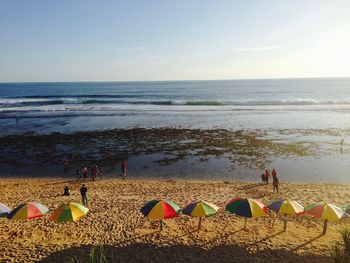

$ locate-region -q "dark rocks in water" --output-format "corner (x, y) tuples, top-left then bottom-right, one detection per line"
(0, 128), (311, 175)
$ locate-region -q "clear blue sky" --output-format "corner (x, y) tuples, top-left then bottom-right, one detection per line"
(1, 0), (350, 82)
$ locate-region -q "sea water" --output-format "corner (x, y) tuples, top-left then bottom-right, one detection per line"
(1, 78), (350, 182)
(1, 78), (350, 135)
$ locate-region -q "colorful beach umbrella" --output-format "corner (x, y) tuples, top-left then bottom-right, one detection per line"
(7, 202), (49, 220)
(304, 202), (348, 235)
(268, 199), (304, 231)
(0, 203), (11, 217)
(344, 204), (350, 215)
(50, 202), (89, 223)
(183, 201), (219, 230)
(140, 199), (181, 230)
(225, 198), (268, 229)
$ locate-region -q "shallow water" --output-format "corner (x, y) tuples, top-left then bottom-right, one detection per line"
(1, 79), (350, 182)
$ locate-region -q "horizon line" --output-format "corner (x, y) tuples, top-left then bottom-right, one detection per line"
(0, 76), (350, 84)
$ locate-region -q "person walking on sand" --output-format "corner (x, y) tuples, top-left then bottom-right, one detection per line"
(261, 173), (265, 183)
(272, 168), (277, 177)
(264, 169), (270, 185)
(121, 160), (127, 180)
(272, 174), (280, 193)
(91, 166), (97, 182)
(80, 184), (88, 206)
(63, 159), (69, 175)
(76, 167), (82, 181)
(82, 166), (88, 181)
(98, 166), (103, 179)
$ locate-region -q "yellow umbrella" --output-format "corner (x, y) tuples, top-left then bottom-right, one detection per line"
(50, 202), (88, 222)
(268, 199), (304, 231)
(304, 202), (348, 235)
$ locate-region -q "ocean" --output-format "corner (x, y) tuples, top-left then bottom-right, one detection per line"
(1, 78), (350, 182)
(1, 78), (350, 135)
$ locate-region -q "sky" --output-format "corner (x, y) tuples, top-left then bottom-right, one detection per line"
(0, 0), (350, 82)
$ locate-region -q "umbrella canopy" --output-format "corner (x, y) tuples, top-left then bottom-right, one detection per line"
(304, 202), (348, 235)
(304, 202), (348, 221)
(344, 204), (350, 215)
(183, 200), (219, 230)
(7, 202), (49, 220)
(141, 199), (181, 230)
(268, 199), (304, 215)
(50, 202), (89, 222)
(183, 201), (219, 217)
(0, 203), (11, 217)
(141, 199), (181, 220)
(225, 198), (268, 218)
(268, 199), (304, 231)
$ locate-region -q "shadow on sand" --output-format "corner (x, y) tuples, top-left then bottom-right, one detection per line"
(292, 234), (324, 251)
(38, 242), (328, 263)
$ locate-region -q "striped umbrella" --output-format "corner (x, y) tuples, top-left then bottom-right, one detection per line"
(183, 201), (219, 230)
(344, 204), (350, 215)
(50, 202), (89, 223)
(0, 203), (11, 217)
(225, 198), (268, 229)
(304, 202), (348, 235)
(7, 202), (49, 220)
(268, 199), (304, 231)
(140, 199), (181, 230)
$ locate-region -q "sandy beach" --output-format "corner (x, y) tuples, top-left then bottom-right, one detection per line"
(0, 178), (349, 262)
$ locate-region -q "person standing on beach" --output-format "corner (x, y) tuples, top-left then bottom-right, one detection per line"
(264, 169), (270, 185)
(91, 166), (97, 182)
(80, 184), (88, 206)
(64, 159), (69, 175)
(82, 166), (88, 181)
(121, 160), (127, 180)
(76, 168), (82, 181)
(272, 168), (277, 177)
(99, 166), (103, 179)
(63, 186), (70, 196)
(261, 173), (265, 183)
(15, 114), (19, 128)
(272, 174), (279, 193)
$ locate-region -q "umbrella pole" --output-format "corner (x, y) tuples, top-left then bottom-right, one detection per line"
(198, 217), (202, 231)
(322, 219), (328, 235)
(283, 214), (287, 231)
(159, 220), (164, 231)
(244, 218), (247, 230)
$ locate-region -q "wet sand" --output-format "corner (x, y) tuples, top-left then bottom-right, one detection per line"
(0, 178), (349, 262)
(2, 127), (350, 182)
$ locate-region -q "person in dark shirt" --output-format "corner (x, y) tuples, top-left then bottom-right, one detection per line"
(264, 169), (270, 185)
(80, 184), (88, 206)
(76, 168), (82, 181)
(273, 175), (280, 193)
(261, 173), (265, 183)
(99, 166), (103, 179)
(63, 159), (69, 175)
(121, 160), (127, 180)
(63, 186), (70, 196)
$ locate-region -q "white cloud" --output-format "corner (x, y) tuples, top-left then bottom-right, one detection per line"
(109, 46), (150, 50)
(234, 45), (287, 52)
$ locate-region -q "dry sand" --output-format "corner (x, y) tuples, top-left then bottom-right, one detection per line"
(0, 178), (350, 262)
